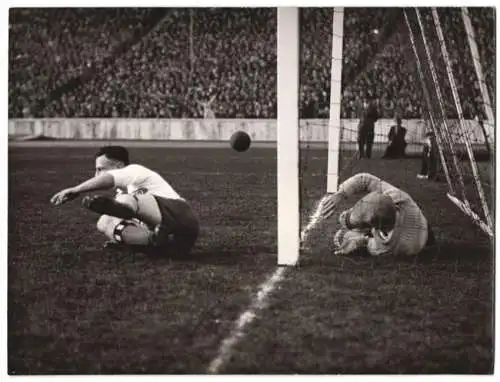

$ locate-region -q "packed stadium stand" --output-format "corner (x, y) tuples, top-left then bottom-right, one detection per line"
(8, 8), (495, 120)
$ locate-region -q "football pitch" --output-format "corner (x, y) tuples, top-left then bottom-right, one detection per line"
(8, 142), (493, 374)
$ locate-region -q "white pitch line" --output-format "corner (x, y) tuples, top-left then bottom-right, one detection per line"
(207, 203), (323, 374)
(207, 265), (289, 374)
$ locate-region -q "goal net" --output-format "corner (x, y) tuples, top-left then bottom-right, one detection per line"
(404, 7), (494, 238)
(286, 7), (494, 265)
(297, 8), (425, 257)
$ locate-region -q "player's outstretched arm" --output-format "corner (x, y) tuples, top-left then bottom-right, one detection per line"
(311, 173), (393, 224)
(50, 174), (115, 206)
(337, 172), (389, 197)
(316, 173), (386, 219)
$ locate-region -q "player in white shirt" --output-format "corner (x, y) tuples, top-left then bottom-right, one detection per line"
(50, 146), (199, 255)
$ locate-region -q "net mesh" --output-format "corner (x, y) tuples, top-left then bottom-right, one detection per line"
(298, 7), (494, 256)
(404, 7), (494, 236)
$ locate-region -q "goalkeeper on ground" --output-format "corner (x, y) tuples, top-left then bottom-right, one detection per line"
(322, 173), (435, 256)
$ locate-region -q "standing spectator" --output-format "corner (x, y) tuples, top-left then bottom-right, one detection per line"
(357, 95), (379, 158)
(382, 115), (407, 159)
(417, 131), (440, 180)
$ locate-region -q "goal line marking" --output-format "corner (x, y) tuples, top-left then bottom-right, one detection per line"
(206, 265), (289, 374)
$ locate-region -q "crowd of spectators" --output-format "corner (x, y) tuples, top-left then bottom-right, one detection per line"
(412, 7), (495, 119)
(8, 7), (495, 120)
(41, 8), (276, 118)
(9, 8), (162, 118)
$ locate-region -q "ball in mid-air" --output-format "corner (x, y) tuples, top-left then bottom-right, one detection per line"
(230, 131), (251, 152)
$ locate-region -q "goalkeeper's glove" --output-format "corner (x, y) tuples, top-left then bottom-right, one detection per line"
(334, 229), (369, 255)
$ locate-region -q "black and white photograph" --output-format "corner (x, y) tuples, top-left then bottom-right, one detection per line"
(6, 4), (496, 375)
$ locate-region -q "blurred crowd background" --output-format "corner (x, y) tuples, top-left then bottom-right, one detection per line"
(8, 7), (495, 120)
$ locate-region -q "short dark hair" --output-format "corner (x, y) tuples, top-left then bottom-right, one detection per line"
(96, 146), (130, 165)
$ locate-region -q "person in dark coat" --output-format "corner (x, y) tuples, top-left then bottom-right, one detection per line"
(417, 131), (440, 180)
(357, 96), (379, 158)
(383, 116), (407, 159)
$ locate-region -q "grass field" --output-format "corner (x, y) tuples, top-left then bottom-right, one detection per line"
(8, 143), (494, 374)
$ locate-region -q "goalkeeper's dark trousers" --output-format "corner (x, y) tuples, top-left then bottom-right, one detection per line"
(358, 129), (375, 158)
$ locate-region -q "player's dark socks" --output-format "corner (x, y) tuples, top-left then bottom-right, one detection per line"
(82, 195), (136, 219)
(152, 224), (175, 247)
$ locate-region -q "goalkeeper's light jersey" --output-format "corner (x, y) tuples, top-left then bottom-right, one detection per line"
(339, 173), (429, 256)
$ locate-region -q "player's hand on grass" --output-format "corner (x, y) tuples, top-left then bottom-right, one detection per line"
(50, 187), (80, 206)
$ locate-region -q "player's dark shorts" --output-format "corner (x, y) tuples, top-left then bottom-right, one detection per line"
(154, 196), (200, 255)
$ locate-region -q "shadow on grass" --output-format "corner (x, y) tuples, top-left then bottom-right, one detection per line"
(96, 243), (276, 267)
(414, 237), (493, 264)
(297, 235), (492, 271)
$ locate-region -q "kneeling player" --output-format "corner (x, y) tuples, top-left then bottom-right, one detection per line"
(50, 146), (199, 255)
(320, 173), (435, 256)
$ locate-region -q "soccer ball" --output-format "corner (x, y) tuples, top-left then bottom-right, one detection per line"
(230, 131), (251, 152)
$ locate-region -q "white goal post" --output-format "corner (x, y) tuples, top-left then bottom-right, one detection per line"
(276, 7), (494, 266)
(326, 8), (345, 194)
(277, 8), (300, 266)
(277, 7), (345, 266)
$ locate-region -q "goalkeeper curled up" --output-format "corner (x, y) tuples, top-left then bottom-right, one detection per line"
(303, 173), (436, 257)
(50, 146), (199, 256)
